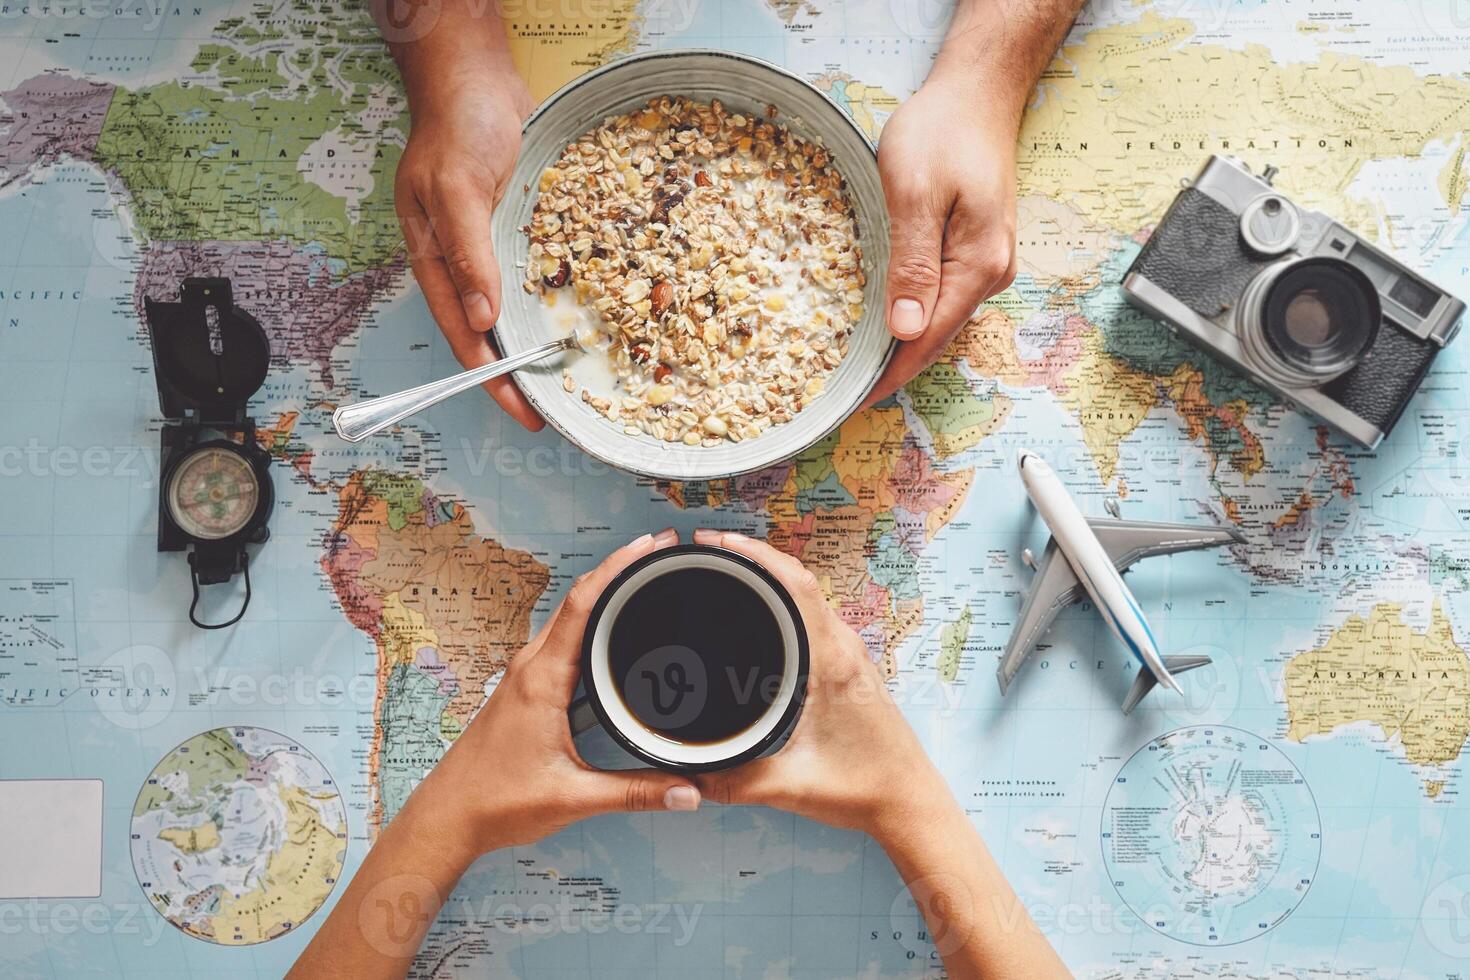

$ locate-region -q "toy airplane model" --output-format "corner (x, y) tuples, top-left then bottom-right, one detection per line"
(998, 450), (1244, 714)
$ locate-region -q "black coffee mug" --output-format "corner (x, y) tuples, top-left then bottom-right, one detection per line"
(570, 544), (808, 772)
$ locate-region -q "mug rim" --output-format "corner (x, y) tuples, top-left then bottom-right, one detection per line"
(579, 543), (809, 773)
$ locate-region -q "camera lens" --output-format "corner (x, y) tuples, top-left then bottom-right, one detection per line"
(1260, 258), (1379, 377)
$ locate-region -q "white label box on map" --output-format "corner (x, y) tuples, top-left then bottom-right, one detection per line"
(0, 779), (103, 898)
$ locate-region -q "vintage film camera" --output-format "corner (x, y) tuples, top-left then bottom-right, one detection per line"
(1122, 155), (1464, 448)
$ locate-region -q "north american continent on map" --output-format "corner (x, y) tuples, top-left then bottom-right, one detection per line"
(0, 0), (413, 396)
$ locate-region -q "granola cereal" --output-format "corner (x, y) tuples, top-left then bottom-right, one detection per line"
(522, 96), (865, 447)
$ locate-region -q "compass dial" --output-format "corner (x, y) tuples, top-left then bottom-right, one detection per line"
(165, 446), (260, 541)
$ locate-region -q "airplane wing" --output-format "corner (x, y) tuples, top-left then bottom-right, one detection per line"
(1086, 518), (1244, 573)
(996, 540), (1085, 695)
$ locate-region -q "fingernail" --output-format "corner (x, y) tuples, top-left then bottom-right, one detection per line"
(626, 532), (653, 550)
(889, 298), (924, 339)
(462, 291), (492, 331)
(652, 527), (678, 547)
(664, 786), (700, 811)
(693, 528), (747, 546)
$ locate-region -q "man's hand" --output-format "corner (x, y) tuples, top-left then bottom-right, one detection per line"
(869, 70), (1018, 406)
(395, 78), (546, 429)
(866, 0), (1084, 407)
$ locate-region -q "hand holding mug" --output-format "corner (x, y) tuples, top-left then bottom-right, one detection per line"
(407, 528), (701, 859)
(688, 530), (954, 840)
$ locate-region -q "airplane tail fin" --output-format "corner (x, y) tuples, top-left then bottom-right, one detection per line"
(1121, 654), (1212, 714)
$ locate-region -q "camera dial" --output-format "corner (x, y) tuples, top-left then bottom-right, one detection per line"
(1237, 257), (1380, 387)
(1240, 193), (1301, 256)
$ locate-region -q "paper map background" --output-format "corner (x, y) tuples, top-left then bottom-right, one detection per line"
(3, 0), (1470, 976)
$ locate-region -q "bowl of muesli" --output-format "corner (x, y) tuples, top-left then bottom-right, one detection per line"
(493, 50), (892, 481)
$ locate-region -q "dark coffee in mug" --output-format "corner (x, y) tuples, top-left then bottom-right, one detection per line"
(579, 544), (808, 772)
(608, 566), (786, 744)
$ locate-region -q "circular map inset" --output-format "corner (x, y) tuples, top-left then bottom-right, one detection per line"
(1101, 725), (1320, 946)
(131, 726), (348, 945)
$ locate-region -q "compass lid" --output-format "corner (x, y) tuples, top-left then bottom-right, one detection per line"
(144, 278), (270, 421)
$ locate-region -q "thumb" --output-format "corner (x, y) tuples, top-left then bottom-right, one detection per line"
(883, 187), (945, 341)
(575, 769), (702, 816)
(431, 197), (502, 334)
(692, 756), (787, 809)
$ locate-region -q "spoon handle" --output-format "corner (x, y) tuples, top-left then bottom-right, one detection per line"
(332, 336), (574, 443)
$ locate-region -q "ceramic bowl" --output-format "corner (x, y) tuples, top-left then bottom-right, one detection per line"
(492, 49), (892, 481)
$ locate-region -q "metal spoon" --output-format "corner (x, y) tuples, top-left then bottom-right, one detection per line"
(332, 334), (581, 443)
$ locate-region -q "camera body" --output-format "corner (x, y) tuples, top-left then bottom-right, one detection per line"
(1121, 155), (1464, 448)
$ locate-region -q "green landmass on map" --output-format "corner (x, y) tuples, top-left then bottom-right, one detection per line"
(94, 80), (403, 271)
(133, 730), (249, 816)
(938, 605), (971, 683)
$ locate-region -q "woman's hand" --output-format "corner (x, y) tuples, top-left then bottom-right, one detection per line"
(688, 529), (953, 839)
(394, 70), (546, 430)
(867, 69), (1020, 406)
(687, 529), (1071, 977)
(408, 527), (702, 857)
(289, 529), (701, 979)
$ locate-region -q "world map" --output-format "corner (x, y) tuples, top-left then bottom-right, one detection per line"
(2, 0), (1470, 976)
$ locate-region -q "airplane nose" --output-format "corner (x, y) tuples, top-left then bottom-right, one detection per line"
(1016, 449), (1033, 471)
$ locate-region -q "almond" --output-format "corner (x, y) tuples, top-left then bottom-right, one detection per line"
(694, 170), (713, 188)
(651, 280), (674, 316)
